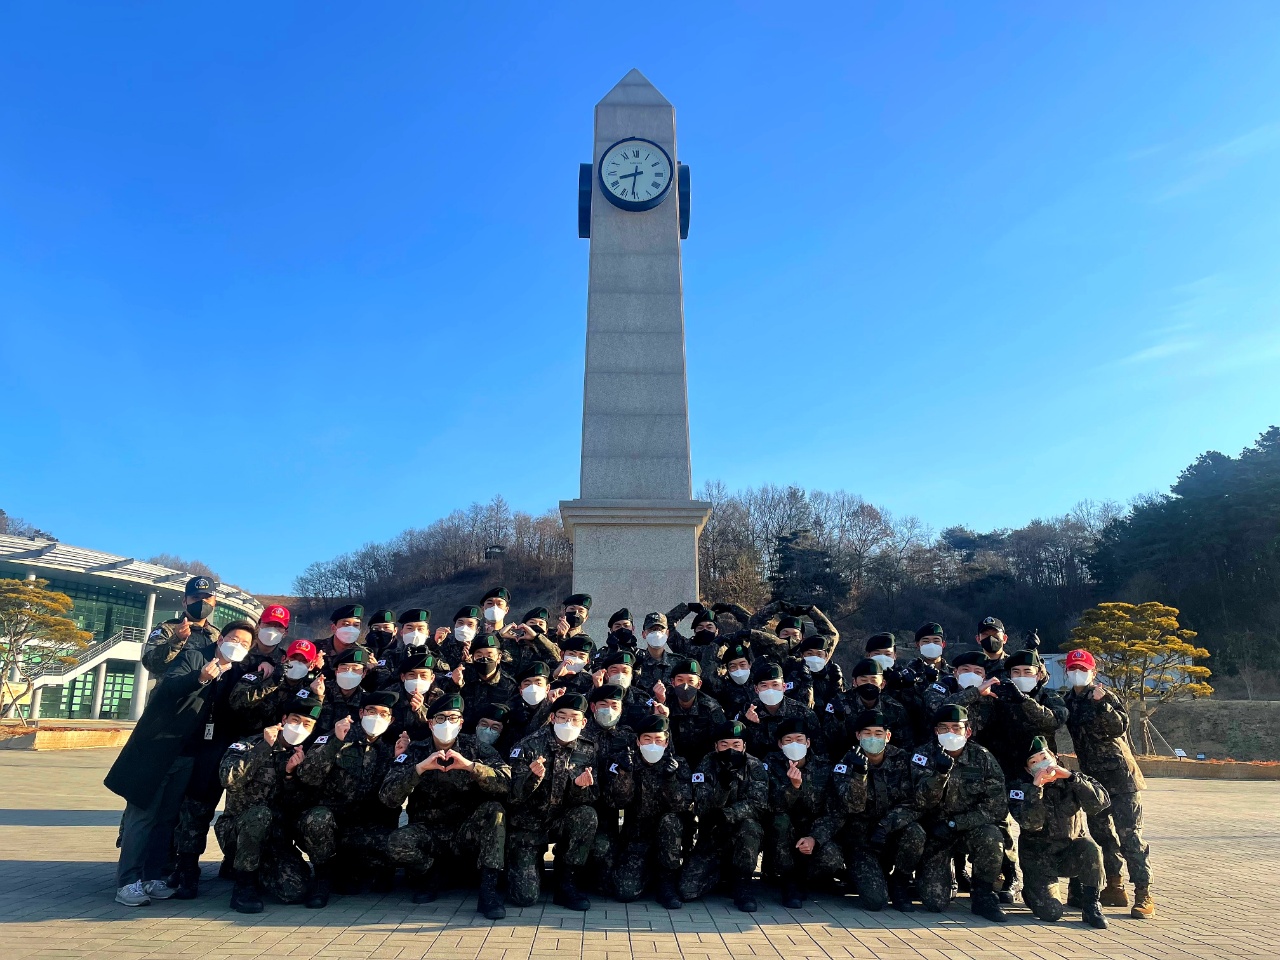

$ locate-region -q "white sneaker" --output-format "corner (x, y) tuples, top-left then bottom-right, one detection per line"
(143, 879), (176, 900)
(116, 881), (152, 906)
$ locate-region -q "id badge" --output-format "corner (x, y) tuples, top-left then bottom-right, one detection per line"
(204, 723), (215, 741)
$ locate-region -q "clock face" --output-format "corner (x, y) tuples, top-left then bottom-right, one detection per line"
(598, 137), (674, 211)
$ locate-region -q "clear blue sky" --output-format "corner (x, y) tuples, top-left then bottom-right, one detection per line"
(3, 4), (1278, 594)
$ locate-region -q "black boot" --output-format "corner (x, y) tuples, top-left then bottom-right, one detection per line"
(733, 871), (758, 913)
(173, 854), (200, 900)
(230, 870), (264, 914)
(1081, 886), (1109, 929)
(781, 876), (803, 910)
(998, 868), (1018, 905)
(411, 870), (441, 904)
(370, 867), (396, 895)
(970, 881), (1008, 923)
(305, 863), (331, 909)
(478, 867), (507, 920)
(890, 876), (915, 913)
(655, 869), (682, 910)
(553, 864), (591, 911)
(1065, 877), (1082, 908)
(218, 855), (236, 881)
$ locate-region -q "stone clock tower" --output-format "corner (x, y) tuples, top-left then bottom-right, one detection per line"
(559, 69), (711, 624)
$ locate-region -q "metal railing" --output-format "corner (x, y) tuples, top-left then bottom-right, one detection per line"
(28, 625), (148, 681)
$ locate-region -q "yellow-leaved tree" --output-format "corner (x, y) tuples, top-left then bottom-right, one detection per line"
(0, 578), (93, 724)
(1064, 601), (1212, 755)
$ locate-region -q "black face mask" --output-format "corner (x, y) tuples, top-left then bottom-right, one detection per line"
(565, 611), (585, 629)
(718, 748), (746, 769)
(612, 628), (635, 646)
(473, 658), (498, 676)
(857, 684), (881, 705)
(694, 628), (718, 642)
(980, 635), (1005, 655)
(673, 683), (697, 702)
(186, 599), (214, 621)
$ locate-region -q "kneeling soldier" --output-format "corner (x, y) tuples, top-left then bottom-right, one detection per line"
(764, 718), (835, 909)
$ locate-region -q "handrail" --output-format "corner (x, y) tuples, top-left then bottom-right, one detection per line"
(28, 625), (148, 681)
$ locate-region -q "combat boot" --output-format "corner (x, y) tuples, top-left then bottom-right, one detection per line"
(1130, 885), (1155, 919)
(1080, 886), (1108, 929)
(733, 871), (758, 913)
(478, 867), (506, 920)
(655, 870), (682, 910)
(172, 854), (200, 900)
(218, 855), (236, 881)
(553, 864), (591, 911)
(411, 870), (441, 904)
(781, 875), (803, 910)
(305, 863), (331, 909)
(1099, 874), (1128, 907)
(890, 876), (915, 913)
(230, 870), (264, 914)
(371, 867), (397, 895)
(970, 881), (1008, 923)
(1065, 877), (1082, 908)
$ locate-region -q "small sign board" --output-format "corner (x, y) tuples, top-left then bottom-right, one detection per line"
(1196, 753), (1206, 761)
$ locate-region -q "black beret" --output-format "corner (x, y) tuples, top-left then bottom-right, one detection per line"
(600, 650), (636, 669)
(477, 702), (511, 723)
(853, 709), (887, 732)
(220, 619), (258, 641)
(361, 689), (399, 710)
(714, 720), (746, 741)
(330, 603), (364, 622)
(692, 610), (717, 629)
(523, 607), (549, 622)
(865, 632), (895, 651)
(368, 609), (396, 626)
(777, 615), (804, 633)
(721, 643), (752, 664)
(564, 593), (592, 610)
(285, 690), (323, 721)
(951, 651), (988, 669)
(332, 647), (370, 667)
(398, 608), (430, 625)
(933, 705), (969, 724)
(399, 653), (436, 673)
(453, 605), (481, 622)
(798, 634), (826, 653)
(562, 636), (594, 654)
(671, 658), (701, 678)
(753, 662), (784, 682)
(428, 694), (464, 717)
(775, 717), (809, 740)
(915, 622), (944, 641)
(589, 684), (625, 703)
(482, 586), (510, 603)
(608, 608), (632, 627)
(1007, 650), (1043, 670)
(852, 658), (884, 678)
(979, 616), (1005, 633)
(1025, 735), (1051, 760)
(634, 715), (669, 735)
(473, 634), (501, 650)
(516, 662), (551, 682)
(555, 693), (588, 715)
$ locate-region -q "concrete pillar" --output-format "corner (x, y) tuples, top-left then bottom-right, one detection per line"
(131, 661), (149, 721)
(30, 686), (42, 720)
(143, 590), (157, 634)
(90, 662), (107, 720)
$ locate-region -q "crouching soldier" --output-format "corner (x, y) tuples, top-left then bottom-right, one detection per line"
(609, 716), (693, 909)
(295, 690), (407, 906)
(827, 709), (926, 912)
(915, 705), (1010, 922)
(679, 720), (769, 913)
(215, 695), (322, 913)
(1009, 736), (1110, 928)
(381, 694), (511, 919)
(764, 718), (836, 909)
(506, 693), (600, 910)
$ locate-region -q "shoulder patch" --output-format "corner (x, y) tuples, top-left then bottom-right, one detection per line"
(785, 681), (794, 690)
(825, 702), (835, 713)
(510, 747), (522, 758)
(241, 673), (259, 681)
(930, 683), (947, 693)
(297, 689), (309, 699)
(229, 741), (249, 751)
(762, 762), (768, 771)
(608, 762), (618, 774)
(1009, 789), (1025, 801)
(834, 763), (848, 774)
(646, 698), (656, 706)
(395, 753), (408, 763)
(692, 772), (705, 783)
(377, 659), (386, 666)
(912, 753), (929, 767)
(313, 735), (329, 745)
(149, 628), (164, 640)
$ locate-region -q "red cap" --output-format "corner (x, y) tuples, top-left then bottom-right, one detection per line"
(1065, 649), (1096, 671)
(261, 605), (291, 629)
(286, 639), (318, 663)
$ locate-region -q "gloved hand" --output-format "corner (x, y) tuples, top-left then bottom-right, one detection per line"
(688, 602), (706, 615)
(1024, 629), (1041, 651)
(918, 663), (940, 685)
(611, 751), (633, 773)
(929, 820), (955, 844)
(933, 753), (954, 774)
(846, 752), (869, 775)
(996, 681), (1026, 703)
(711, 603), (730, 614)
(659, 752), (680, 776)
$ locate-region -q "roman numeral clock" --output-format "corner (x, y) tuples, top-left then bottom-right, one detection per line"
(578, 138), (691, 238)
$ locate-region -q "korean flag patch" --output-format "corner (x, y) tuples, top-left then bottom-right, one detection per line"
(1009, 789), (1025, 801)
(241, 673), (258, 681)
(785, 681), (794, 690)
(297, 689), (309, 699)
(609, 763), (619, 774)
(377, 659), (386, 666)
(762, 763), (768, 771)
(834, 764), (848, 774)
(395, 753), (408, 763)
(229, 741), (248, 752)
(825, 702), (835, 714)
(692, 773), (705, 783)
(313, 736), (329, 745)
(912, 753), (929, 767)
(510, 748), (522, 759)
(930, 683), (948, 693)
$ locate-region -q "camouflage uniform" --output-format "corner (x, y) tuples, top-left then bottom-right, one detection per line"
(461, 665), (518, 727)
(746, 601), (839, 662)
(665, 691), (727, 770)
(381, 734), (511, 882)
(315, 638), (385, 690)
(825, 745), (927, 909)
(1064, 686), (1151, 887)
(741, 696), (825, 759)
(506, 696), (554, 744)
(832, 688), (913, 758)
(214, 735), (314, 904)
(317, 688), (366, 735)
(608, 751), (693, 902)
(891, 658), (951, 745)
(784, 658), (844, 716)
(709, 674), (755, 719)
(229, 670), (321, 734)
(505, 726), (600, 906)
(762, 750), (838, 886)
(584, 719), (638, 894)
(141, 619), (219, 676)
(1008, 770), (1110, 921)
(677, 751), (769, 901)
(957, 682), (1070, 782)
(634, 650), (679, 692)
(913, 738), (1008, 912)
(501, 630), (563, 675)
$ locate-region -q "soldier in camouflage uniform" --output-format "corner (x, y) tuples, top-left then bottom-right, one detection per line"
(500, 607), (564, 675)
(140, 575), (221, 677)
(388, 652), (447, 741)
(381, 694), (511, 919)
(1007, 736), (1109, 928)
(378, 608), (432, 678)
(547, 592), (595, 651)
(825, 709), (926, 912)
(709, 642), (756, 718)
(472, 701), (514, 756)
(507, 662), (555, 742)
(657, 659), (726, 770)
(975, 616), (1013, 680)
(763, 718), (834, 908)
(363, 609), (399, 658)
(833, 659), (912, 758)
(784, 634), (844, 716)
(317, 647), (375, 733)
(678, 720), (769, 912)
(229, 639), (325, 736)
(597, 650), (653, 729)
(608, 715), (692, 908)
(295, 690), (407, 906)
(583, 684), (637, 894)
(894, 623), (952, 745)
(316, 604), (378, 686)
(665, 601), (728, 678)
(548, 636), (598, 697)
(461, 634), (517, 725)
(635, 611), (682, 693)
(748, 601), (840, 664)
(1062, 647), (1154, 918)
(215, 694), (322, 913)
(740, 662), (825, 758)
(914, 705), (1010, 922)
(506, 692), (600, 910)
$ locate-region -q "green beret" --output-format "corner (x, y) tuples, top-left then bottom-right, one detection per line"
(478, 702), (510, 723)
(517, 662), (551, 682)
(692, 610), (716, 628)
(589, 684), (624, 703)
(777, 615), (803, 633)
(398, 608), (430, 625)
(523, 607), (549, 623)
(1007, 650), (1043, 670)
(600, 650), (636, 668)
(721, 643), (752, 664)
(483, 586), (510, 603)
(330, 603), (364, 623)
(453, 605), (481, 622)
(562, 636), (594, 654)
(635, 715), (669, 735)
(753, 662), (784, 683)
(1026, 735), (1050, 760)
(285, 691), (323, 721)
(933, 705), (969, 724)
(798, 634), (826, 653)
(714, 720), (746, 741)
(915, 622), (944, 641)
(564, 593), (592, 610)
(852, 658), (884, 678)
(428, 694), (464, 717)
(671, 658), (701, 678)
(608, 608), (632, 627)
(368, 609), (396, 626)
(556, 693), (588, 715)
(854, 709), (886, 733)
(361, 690), (399, 710)
(775, 717), (809, 740)
(400, 653), (436, 674)
(473, 634), (501, 650)
(951, 651), (988, 669)
(332, 647), (369, 667)
(865, 632), (895, 652)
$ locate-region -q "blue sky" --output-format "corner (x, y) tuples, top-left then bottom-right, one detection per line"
(2, 3), (1278, 594)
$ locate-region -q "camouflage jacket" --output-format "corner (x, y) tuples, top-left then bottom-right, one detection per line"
(141, 618), (220, 676)
(500, 631), (563, 675)
(1064, 686), (1146, 794)
(1008, 769), (1110, 843)
(690, 750), (769, 828)
(378, 732), (511, 827)
(219, 734), (313, 819)
(741, 695), (825, 759)
(587, 719), (639, 810)
(507, 725), (599, 829)
(966, 683), (1069, 781)
(296, 726), (401, 824)
(665, 690), (727, 770)
(614, 752), (694, 832)
(763, 749), (832, 836)
(228, 669), (321, 734)
(913, 738), (1008, 832)
(831, 688), (913, 757)
(460, 667), (518, 726)
(317, 687), (365, 734)
(825, 744), (924, 842)
(747, 601), (840, 660)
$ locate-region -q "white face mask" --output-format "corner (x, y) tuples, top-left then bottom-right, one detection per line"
(871, 654), (894, 670)
(336, 671), (363, 691)
(476, 726), (500, 746)
(483, 606), (504, 623)
(1011, 676), (1039, 694)
(1030, 757), (1056, 774)
(219, 642), (249, 663)
(432, 719), (461, 743)
(781, 741), (808, 761)
(362, 715), (391, 738)
(404, 677), (432, 695)
(937, 731), (967, 752)
(403, 629), (427, 647)
(259, 627), (284, 647)
(644, 631), (667, 649)
(919, 642), (944, 660)
(729, 668), (751, 685)
(522, 684), (547, 705)
(956, 672), (984, 689)
(454, 625), (476, 644)
(609, 672), (632, 689)
(334, 626), (360, 644)
(1067, 670), (1092, 689)
(553, 721), (582, 743)
(281, 722), (310, 745)
(638, 742), (667, 764)
(284, 661), (310, 680)
(594, 706), (621, 728)
(803, 656), (827, 673)
(564, 657), (588, 674)
(758, 688), (785, 706)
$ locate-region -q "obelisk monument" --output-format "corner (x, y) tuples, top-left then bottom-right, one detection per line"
(559, 69), (711, 624)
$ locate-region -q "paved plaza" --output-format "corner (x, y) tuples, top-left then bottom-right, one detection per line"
(0, 748), (1276, 960)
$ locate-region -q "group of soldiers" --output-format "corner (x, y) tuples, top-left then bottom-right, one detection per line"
(106, 577), (1155, 928)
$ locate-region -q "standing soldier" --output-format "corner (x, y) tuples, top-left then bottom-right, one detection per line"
(389, 652), (445, 740)
(656, 659), (726, 770)
(786, 634), (844, 715)
(678, 720), (769, 912)
(508, 662), (555, 742)
(763, 718), (833, 909)
(140, 575), (221, 676)
(505, 693), (600, 910)
(479, 586), (511, 638)
(381, 608), (431, 677)
(1007, 736), (1110, 928)
(381, 694), (511, 919)
(975, 616), (1012, 679)
(364, 610), (399, 657)
(434, 605), (480, 674)
(548, 593), (594, 648)
(318, 648), (374, 732)
(835, 659), (912, 756)
(500, 607), (563, 674)
(897, 623), (951, 744)
(636, 612), (680, 692)
(316, 604), (368, 671)
(597, 650), (651, 728)
(461, 634), (517, 726)
(584, 684), (637, 894)
(741, 662), (824, 758)
(1063, 648), (1154, 919)
(231, 639), (325, 735)
(710, 642), (756, 718)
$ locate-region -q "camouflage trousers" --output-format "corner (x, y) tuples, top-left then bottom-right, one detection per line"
(610, 813), (685, 902)
(387, 802), (507, 880)
(917, 823), (1003, 912)
(174, 795), (220, 857)
(843, 823), (926, 911)
(212, 804), (310, 904)
(506, 805), (598, 907)
(587, 809), (622, 896)
(677, 816), (764, 902)
(296, 806), (339, 867)
(1087, 790), (1151, 886)
(1020, 836), (1104, 921)
(765, 813), (843, 883)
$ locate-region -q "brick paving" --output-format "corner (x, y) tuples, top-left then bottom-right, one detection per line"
(1, 748), (1276, 960)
